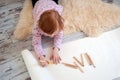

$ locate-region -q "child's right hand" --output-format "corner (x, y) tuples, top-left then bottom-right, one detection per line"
(38, 55), (49, 67)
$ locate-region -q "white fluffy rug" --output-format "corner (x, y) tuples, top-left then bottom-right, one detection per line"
(14, 0), (120, 40)
(61, 0), (120, 36)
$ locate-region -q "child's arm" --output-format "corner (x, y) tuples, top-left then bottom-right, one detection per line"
(32, 30), (45, 58)
(32, 35), (45, 58)
(53, 31), (63, 51)
(50, 31), (63, 64)
(32, 30), (49, 67)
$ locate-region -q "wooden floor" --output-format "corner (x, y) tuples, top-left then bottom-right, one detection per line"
(0, 0), (120, 80)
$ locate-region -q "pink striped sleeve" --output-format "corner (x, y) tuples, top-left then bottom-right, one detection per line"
(53, 31), (63, 50)
(32, 25), (45, 57)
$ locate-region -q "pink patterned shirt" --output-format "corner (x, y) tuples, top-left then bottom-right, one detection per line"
(32, 0), (63, 56)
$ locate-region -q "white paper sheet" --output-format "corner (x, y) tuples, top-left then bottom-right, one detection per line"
(22, 28), (120, 80)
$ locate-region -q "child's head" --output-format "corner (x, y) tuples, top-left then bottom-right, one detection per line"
(38, 10), (64, 37)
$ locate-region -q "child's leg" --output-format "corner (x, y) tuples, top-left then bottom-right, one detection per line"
(53, 0), (58, 4)
(32, 0), (58, 6)
(32, 0), (38, 7)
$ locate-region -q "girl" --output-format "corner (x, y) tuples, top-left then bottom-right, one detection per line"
(32, 0), (64, 67)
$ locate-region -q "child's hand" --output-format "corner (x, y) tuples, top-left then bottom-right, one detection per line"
(50, 47), (61, 64)
(38, 55), (49, 67)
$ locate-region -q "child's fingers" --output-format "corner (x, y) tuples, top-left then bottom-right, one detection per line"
(50, 55), (53, 60)
(39, 60), (46, 63)
(56, 58), (59, 64)
(57, 59), (60, 64)
(39, 60), (49, 64)
(53, 57), (56, 64)
(57, 57), (61, 63)
(53, 57), (57, 64)
(39, 61), (49, 67)
(38, 55), (49, 67)
(53, 57), (61, 64)
(59, 56), (61, 61)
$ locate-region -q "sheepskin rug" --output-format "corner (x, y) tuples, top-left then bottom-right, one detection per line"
(14, 0), (120, 40)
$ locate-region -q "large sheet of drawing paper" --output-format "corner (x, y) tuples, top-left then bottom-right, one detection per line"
(22, 28), (120, 80)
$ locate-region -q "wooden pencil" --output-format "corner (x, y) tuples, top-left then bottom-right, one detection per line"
(80, 54), (84, 66)
(84, 53), (96, 68)
(73, 62), (84, 73)
(62, 62), (78, 69)
(73, 56), (84, 67)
